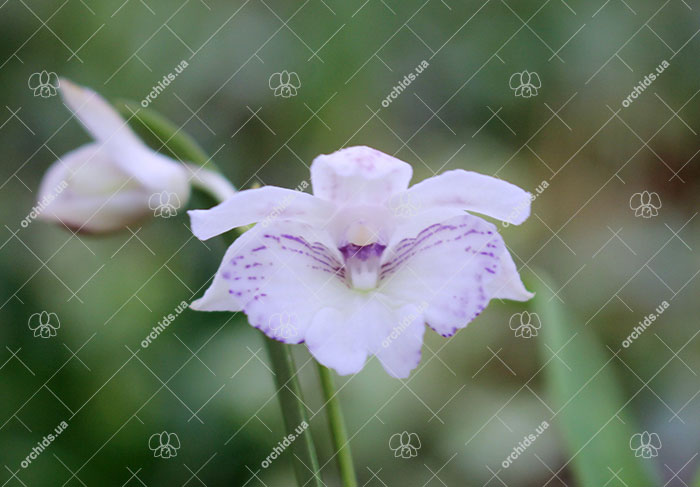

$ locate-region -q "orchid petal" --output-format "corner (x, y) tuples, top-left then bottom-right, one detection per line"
(396, 169), (532, 225)
(185, 164), (237, 202)
(59, 79), (188, 195)
(37, 143), (155, 233)
(310, 146), (412, 205)
(485, 242), (534, 301)
(372, 302), (426, 378)
(188, 186), (335, 240)
(305, 305), (371, 375)
(306, 297), (424, 376)
(191, 221), (347, 343)
(379, 214), (530, 337)
(60, 78), (142, 149)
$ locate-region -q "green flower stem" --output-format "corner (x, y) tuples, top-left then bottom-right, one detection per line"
(266, 340), (323, 487)
(220, 229), (323, 487)
(116, 100), (213, 168)
(117, 103), (325, 486)
(317, 364), (358, 487)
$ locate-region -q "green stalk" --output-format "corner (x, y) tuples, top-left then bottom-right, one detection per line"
(220, 234), (322, 487)
(317, 364), (358, 487)
(115, 100), (213, 168)
(267, 340), (323, 487)
(116, 103), (323, 486)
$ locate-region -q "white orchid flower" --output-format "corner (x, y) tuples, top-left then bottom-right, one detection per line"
(36, 79), (190, 233)
(189, 146), (533, 378)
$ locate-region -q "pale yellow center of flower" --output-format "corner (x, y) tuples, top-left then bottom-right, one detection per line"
(345, 221), (377, 246)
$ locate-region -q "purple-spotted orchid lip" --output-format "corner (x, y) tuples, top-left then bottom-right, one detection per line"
(339, 242), (387, 290)
(188, 146), (533, 378)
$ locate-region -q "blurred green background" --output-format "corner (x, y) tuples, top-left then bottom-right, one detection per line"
(1, 0), (699, 485)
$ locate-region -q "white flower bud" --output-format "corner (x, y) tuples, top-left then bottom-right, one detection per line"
(36, 79), (190, 233)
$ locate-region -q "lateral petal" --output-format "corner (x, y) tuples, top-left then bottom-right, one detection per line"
(188, 186), (336, 240)
(59, 79), (188, 195)
(191, 221), (348, 343)
(397, 169), (532, 225)
(379, 214), (531, 337)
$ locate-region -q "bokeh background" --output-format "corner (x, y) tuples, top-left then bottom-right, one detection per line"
(1, 0), (699, 485)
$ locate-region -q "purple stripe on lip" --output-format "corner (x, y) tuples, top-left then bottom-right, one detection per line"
(339, 242), (387, 261)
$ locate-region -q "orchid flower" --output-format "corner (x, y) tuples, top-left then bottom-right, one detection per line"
(189, 146), (533, 378)
(36, 79), (191, 233)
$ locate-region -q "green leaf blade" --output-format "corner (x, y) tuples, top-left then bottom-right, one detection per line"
(533, 275), (658, 487)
